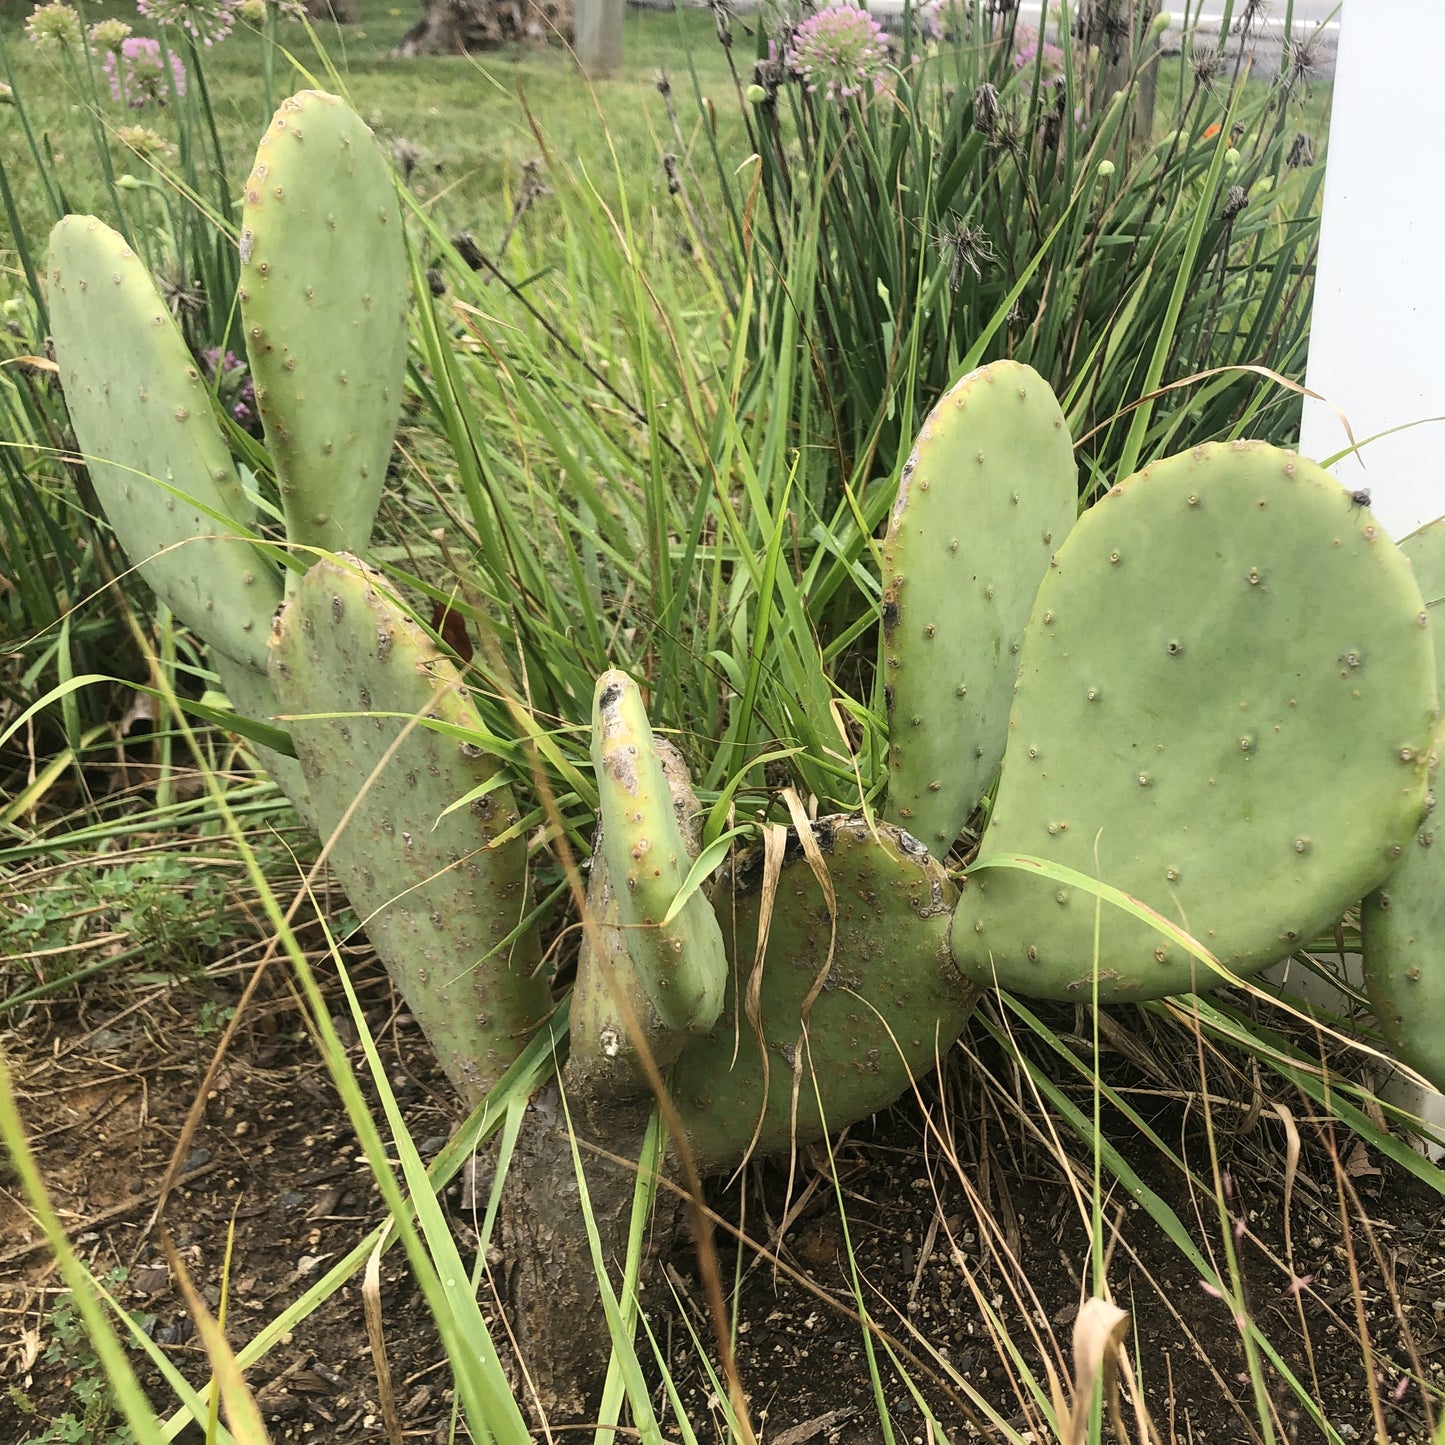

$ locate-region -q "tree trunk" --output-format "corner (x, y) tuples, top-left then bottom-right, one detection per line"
(304, 0), (359, 22)
(389, 0), (573, 56)
(499, 1083), (681, 1424)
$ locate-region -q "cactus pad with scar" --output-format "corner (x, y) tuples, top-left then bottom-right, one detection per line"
(589, 670), (727, 1037)
(268, 555), (549, 1104)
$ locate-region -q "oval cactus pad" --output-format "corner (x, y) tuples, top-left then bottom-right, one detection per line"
(883, 360), (1076, 857)
(240, 92), (409, 557)
(48, 216), (281, 671)
(954, 442), (1438, 1002)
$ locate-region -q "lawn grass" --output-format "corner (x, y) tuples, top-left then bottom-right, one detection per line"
(0, 0), (744, 280)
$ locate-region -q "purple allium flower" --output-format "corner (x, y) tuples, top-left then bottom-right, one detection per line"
(135, 0), (240, 46)
(787, 5), (890, 103)
(104, 37), (186, 108)
(1013, 25), (1066, 83)
(202, 347), (261, 435)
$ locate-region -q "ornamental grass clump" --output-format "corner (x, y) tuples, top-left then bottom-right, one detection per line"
(684, 4), (1329, 513)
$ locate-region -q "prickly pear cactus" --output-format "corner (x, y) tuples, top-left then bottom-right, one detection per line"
(953, 443), (1438, 1003)
(883, 360), (1077, 856)
(47, 216), (282, 673)
(268, 555), (550, 1104)
(671, 817), (978, 1172)
(1361, 517), (1445, 1090)
(588, 671), (727, 1037)
(239, 92), (409, 559)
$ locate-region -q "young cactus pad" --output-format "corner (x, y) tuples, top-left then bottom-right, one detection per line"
(953, 443), (1438, 1003)
(1360, 516), (1445, 1090)
(590, 671), (727, 1036)
(570, 736), (707, 1092)
(269, 556), (549, 1105)
(670, 817), (978, 1172)
(48, 216), (281, 672)
(240, 92), (409, 558)
(883, 360), (1076, 856)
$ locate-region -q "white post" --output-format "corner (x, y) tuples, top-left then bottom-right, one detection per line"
(1299, 0), (1445, 540)
(1296, 0), (1445, 1157)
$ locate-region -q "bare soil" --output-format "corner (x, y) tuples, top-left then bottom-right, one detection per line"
(3, 948), (1443, 1444)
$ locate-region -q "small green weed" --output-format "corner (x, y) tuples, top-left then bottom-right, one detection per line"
(8, 1270), (153, 1445)
(2, 853), (238, 988)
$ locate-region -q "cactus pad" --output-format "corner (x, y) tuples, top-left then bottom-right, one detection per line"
(48, 216), (281, 671)
(953, 443), (1438, 1002)
(240, 92), (409, 558)
(570, 735), (708, 1092)
(1360, 517), (1445, 1090)
(269, 555), (549, 1104)
(883, 360), (1076, 856)
(670, 817), (978, 1171)
(589, 671), (727, 1036)
(210, 651), (315, 828)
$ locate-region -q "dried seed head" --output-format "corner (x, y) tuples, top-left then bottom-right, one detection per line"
(1282, 35), (1319, 94)
(1286, 132), (1315, 169)
(973, 82), (1001, 138)
(1190, 42), (1222, 90)
(1221, 184), (1248, 221)
(391, 138), (420, 182)
(935, 217), (994, 291)
(1233, 0), (1268, 36)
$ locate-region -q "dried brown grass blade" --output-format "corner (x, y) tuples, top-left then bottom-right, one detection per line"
(161, 1229), (271, 1444)
(363, 1241), (404, 1445)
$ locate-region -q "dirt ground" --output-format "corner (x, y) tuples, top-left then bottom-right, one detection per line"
(2, 945), (1442, 1445)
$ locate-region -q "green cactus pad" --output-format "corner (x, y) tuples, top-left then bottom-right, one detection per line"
(883, 360), (1077, 857)
(671, 817), (978, 1172)
(1361, 517), (1445, 1090)
(1360, 784), (1445, 1092)
(570, 735), (705, 1093)
(240, 92), (409, 558)
(209, 652), (316, 829)
(47, 215), (281, 672)
(590, 671), (727, 1036)
(953, 443), (1438, 1003)
(268, 555), (549, 1104)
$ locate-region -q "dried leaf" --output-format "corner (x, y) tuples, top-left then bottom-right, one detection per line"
(1063, 1296), (1131, 1445)
(1344, 1140), (1381, 1179)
